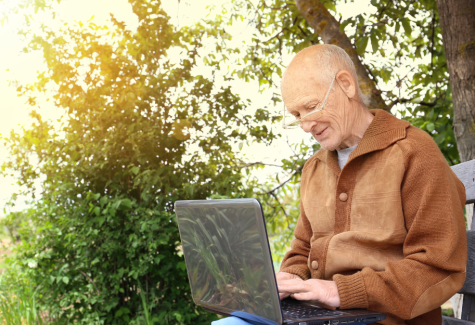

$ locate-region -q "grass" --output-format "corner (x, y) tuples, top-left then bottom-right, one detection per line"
(0, 269), (45, 325)
(0, 234), (16, 275)
(0, 229), (47, 324)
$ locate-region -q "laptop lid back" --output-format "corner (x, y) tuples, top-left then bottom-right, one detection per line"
(175, 199), (282, 325)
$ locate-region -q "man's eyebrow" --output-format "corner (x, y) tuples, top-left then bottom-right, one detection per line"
(303, 99), (320, 107)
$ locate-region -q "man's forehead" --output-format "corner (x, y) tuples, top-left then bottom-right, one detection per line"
(284, 59), (319, 78)
(281, 64), (324, 95)
(282, 60), (326, 91)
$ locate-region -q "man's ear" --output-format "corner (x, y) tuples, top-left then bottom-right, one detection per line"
(336, 70), (357, 99)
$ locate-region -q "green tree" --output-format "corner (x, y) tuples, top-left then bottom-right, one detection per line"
(1, 0), (277, 323)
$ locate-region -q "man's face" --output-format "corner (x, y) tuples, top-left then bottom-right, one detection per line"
(281, 71), (351, 151)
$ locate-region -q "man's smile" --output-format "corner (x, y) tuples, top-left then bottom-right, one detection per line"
(314, 126), (328, 138)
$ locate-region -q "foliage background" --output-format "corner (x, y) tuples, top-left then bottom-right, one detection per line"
(0, 0), (460, 323)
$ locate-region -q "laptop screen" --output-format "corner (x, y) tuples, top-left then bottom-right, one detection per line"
(175, 199), (282, 324)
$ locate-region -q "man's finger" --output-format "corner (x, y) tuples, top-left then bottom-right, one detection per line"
(278, 279), (309, 293)
(290, 292), (315, 301)
(278, 278), (305, 287)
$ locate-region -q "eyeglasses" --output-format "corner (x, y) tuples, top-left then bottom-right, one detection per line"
(282, 73), (337, 129)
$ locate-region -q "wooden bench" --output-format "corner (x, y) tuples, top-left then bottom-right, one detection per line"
(443, 159), (475, 325)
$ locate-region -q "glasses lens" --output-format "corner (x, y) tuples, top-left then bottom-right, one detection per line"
(283, 119), (301, 129)
(282, 107), (323, 129)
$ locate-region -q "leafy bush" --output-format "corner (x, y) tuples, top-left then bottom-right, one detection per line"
(13, 197), (214, 324)
(0, 211), (33, 243)
(1, 0), (278, 323)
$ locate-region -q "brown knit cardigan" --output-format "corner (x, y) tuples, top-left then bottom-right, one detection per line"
(280, 109), (467, 325)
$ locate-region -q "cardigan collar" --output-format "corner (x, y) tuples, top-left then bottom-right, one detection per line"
(314, 109), (410, 175)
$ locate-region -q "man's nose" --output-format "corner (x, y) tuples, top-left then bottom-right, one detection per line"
(301, 120), (318, 133)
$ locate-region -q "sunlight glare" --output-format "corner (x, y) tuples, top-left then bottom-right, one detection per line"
(0, 0), (16, 19)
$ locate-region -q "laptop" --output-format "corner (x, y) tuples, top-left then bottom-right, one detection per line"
(174, 198), (386, 325)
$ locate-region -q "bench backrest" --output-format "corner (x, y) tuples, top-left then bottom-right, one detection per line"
(451, 159), (475, 205)
(445, 159), (475, 324)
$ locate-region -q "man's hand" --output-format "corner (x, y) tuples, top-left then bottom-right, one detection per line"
(277, 277), (341, 308)
(275, 272), (300, 300)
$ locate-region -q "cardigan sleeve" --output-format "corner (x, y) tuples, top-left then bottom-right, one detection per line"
(279, 161), (314, 280)
(334, 128), (467, 320)
(279, 199), (313, 280)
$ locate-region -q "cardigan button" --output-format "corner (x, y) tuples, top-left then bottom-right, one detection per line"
(339, 192), (348, 202)
(311, 260), (319, 270)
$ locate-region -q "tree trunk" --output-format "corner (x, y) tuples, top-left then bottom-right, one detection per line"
(437, 0), (475, 162)
(294, 0), (389, 111)
(438, 1), (475, 315)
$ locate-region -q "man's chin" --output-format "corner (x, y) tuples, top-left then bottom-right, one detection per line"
(316, 140), (339, 151)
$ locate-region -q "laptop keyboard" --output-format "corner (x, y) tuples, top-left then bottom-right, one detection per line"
(281, 300), (344, 319)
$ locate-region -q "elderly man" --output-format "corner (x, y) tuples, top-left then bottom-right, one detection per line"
(275, 44), (467, 324)
(213, 44), (467, 325)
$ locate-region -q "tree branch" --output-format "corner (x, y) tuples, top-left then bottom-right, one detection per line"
(268, 4), (294, 10)
(430, 12), (436, 69)
(79, 270), (100, 295)
(264, 27), (289, 43)
(395, 67), (415, 88)
(297, 21), (309, 37)
(269, 192), (289, 218)
(235, 161), (283, 168)
(377, 0), (393, 20)
(260, 164), (304, 195)
(388, 97), (440, 109)
(360, 19), (389, 35)
(294, 0), (389, 111)
(262, 175), (294, 194)
(265, 15), (299, 44)
(363, 63), (378, 85)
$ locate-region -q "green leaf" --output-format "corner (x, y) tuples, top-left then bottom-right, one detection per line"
(177, 261), (186, 271)
(323, 1), (336, 12)
(401, 18), (412, 37)
(174, 312), (182, 322)
(427, 122), (435, 132)
(62, 276), (69, 284)
(370, 33), (378, 54)
(141, 222), (148, 232)
(435, 133), (446, 145)
(99, 195), (108, 207)
(356, 36), (369, 56)
(120, 199), (132, 210)
(339, 18), (352, 32)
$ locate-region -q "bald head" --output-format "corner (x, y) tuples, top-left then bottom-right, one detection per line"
(281, 44), (364, 104)
(280, 44), (373, 151)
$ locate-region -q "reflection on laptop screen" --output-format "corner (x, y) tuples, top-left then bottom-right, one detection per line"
(175, 200), (280, 323)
